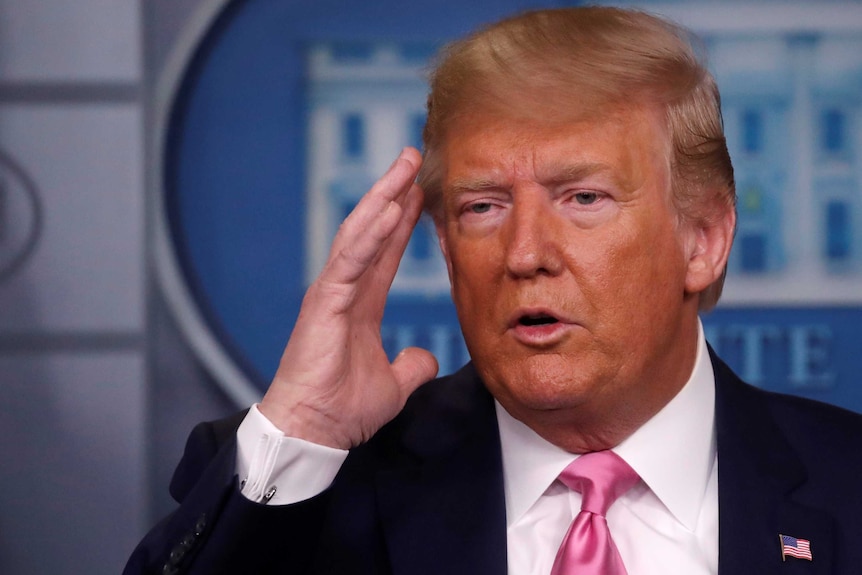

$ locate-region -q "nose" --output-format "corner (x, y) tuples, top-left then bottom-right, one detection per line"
(504, 187), (565, 278)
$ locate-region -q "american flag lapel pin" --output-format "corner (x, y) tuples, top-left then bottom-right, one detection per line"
(779, 534), (813, 561)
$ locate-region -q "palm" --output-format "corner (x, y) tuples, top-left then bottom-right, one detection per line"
(260, 148), (439, 448)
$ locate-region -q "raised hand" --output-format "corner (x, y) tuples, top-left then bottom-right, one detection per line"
(259, 148), (439, 449)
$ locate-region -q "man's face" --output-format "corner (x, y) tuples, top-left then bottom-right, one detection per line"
(436, 105), (707, 449)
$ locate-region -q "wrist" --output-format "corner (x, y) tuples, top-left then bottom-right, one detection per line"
(258, 396), (350, 449)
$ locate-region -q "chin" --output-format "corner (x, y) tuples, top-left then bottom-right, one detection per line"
(476, 346), (610, 404)
(489, 369), (599, 414)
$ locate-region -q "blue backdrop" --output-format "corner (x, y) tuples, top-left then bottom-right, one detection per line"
(162, 0), (862, 412)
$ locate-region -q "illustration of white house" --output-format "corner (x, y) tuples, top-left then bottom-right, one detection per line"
(715, 27), (861, 300)
(304, 42), (449, 295)
(605, 1), (862, 304)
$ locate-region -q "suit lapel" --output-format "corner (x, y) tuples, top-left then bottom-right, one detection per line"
(376, 365), (508, 575)
(713, 352), (834, 575)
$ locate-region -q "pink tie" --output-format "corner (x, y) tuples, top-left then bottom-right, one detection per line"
(550, 451), (640, 575)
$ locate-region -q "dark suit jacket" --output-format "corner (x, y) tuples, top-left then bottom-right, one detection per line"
(124, 353), (862, 574)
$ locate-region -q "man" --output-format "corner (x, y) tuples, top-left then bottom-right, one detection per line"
(126, 7), (862, 575)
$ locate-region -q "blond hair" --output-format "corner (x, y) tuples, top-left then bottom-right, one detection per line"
(417, 7), (735, 310)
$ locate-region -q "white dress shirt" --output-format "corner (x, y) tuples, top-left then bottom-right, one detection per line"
(236, 322), (718, 574)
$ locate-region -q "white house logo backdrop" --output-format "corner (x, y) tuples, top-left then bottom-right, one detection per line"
(157, 0), (862, 409)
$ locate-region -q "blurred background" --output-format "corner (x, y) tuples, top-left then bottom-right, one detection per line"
(0, 1), (859, 573)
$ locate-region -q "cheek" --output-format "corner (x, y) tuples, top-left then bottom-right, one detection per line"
(445, 237), (509, 348)
(635, 238), (688, 323)
(587, 214), (686, 310)
(446, 241), (491, 310)
(446, 229), (500, 282)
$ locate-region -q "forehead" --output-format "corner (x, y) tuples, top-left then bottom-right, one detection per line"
(440, 104), (672, 191)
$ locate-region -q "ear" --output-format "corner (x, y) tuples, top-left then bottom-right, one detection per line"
(683, 205), (736, 296)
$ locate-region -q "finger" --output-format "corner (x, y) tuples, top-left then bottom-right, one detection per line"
(316, 182), (423, 321)
(390, 182), (426, 255)
(391, 346), (439, 398)
(321, 153), (422, 285)
(332, 148), (421, 252)
(365, 182), (425, 285)
(323, 197), (406, 288)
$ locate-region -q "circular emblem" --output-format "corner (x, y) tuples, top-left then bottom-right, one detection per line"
(0, 149), (42, 284)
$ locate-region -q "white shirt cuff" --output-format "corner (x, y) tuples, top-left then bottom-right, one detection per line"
(236, 404), (348, 505)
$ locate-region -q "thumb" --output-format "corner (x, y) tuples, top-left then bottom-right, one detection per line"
(391, 347), (439, 398)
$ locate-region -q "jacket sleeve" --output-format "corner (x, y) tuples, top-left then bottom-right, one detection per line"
(122, 412), (330, 575)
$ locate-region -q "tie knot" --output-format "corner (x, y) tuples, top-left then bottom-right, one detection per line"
(558, 451), (639, 516)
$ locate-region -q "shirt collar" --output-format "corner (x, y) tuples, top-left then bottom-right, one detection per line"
(497, 320), (716, 531)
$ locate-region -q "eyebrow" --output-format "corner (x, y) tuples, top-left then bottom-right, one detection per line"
(543, 162), (614, 186)
(447, 177), (502, 195)
(447, 162), (615, 193)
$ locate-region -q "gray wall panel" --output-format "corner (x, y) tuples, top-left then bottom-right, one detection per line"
(0, 2), (149, 574)
(0, 1), (140, 81)
(0, 351), (146, 574)
(0, 104), (144, 333)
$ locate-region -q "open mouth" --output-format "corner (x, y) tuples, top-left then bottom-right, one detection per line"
(518, 314), (559, 327)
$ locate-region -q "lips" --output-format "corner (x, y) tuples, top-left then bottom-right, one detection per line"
(509, 307), (566, 329)
(506, 308), (574, 347)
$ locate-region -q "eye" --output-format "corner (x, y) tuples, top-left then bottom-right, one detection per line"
(468, 202), (493, 214)
(574, 192), (599, 205)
